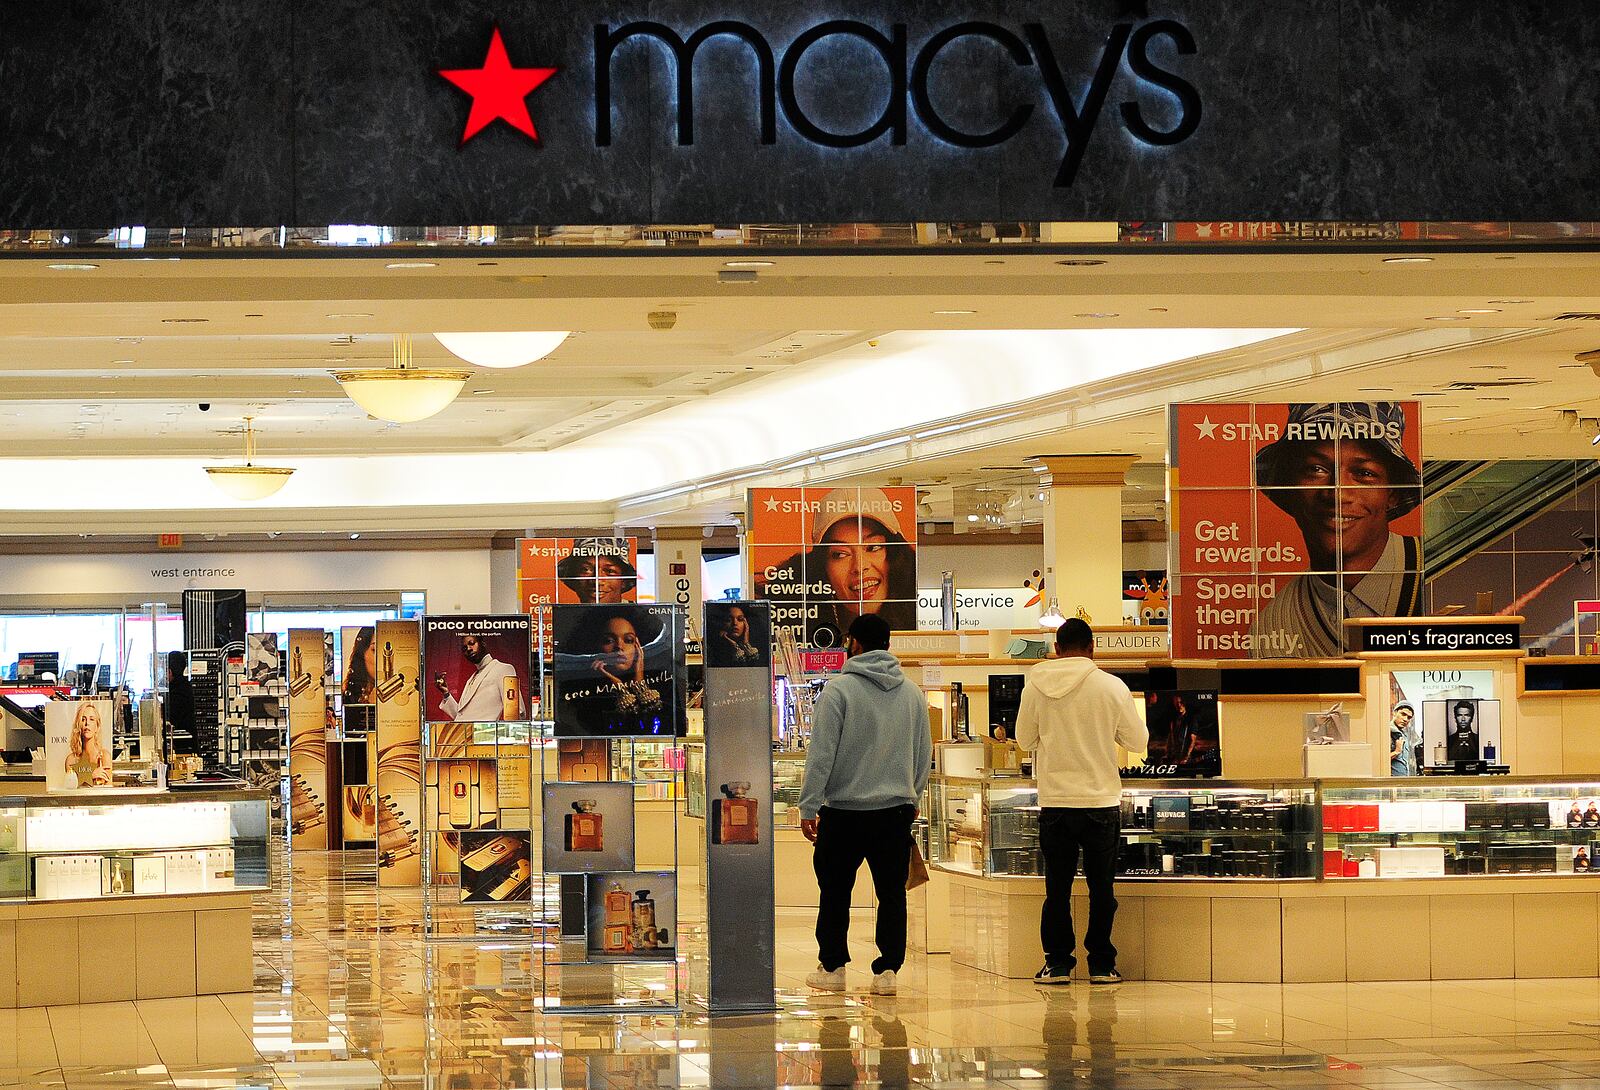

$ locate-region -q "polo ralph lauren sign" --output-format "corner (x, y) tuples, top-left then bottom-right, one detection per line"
(0, 1), (1597, 225)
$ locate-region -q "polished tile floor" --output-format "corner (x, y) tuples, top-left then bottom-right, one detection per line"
(9, 848), (1600, 1087)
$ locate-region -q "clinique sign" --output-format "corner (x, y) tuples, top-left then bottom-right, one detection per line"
(444, 17), (1202, 186)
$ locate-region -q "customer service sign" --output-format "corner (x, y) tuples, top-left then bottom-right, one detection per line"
(1167, 402), (1424, 660)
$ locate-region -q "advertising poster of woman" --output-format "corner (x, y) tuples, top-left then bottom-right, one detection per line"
(44, 698), (115, 791)
(749, 486), (918, 648)
(552, 604), (684, 738)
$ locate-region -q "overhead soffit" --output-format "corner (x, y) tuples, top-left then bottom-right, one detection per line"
(1, 249), (1600, 531)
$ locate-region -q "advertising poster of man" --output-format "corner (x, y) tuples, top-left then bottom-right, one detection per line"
(422, 616), (532, 723)
(518, 537), (640, 651)
(1421, 698), (1501, 767)
(1168, 402), (1423, 659)
(1129, 690), (1221, 777)
(749, 486), (917, 648)
(552, 604), (684, 738)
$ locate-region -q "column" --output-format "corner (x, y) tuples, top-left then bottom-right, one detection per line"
(652, 527), (704, 631)
(1035, 455), (1137, 627)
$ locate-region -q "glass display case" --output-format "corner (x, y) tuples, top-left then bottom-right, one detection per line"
(925, 774), (1319, 880)
(0, 788), (270, 901)
(684, 741), (705, 820)
(1321, 776), (1600, 878)
(616, 739), (690, 801)
(773, 752), (807, 829)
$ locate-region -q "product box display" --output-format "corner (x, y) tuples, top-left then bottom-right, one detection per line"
(0, 788), (269, 902)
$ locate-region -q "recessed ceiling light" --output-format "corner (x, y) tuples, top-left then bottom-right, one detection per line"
(46, 262), (98, 271)
(161, 317), (208, 324)
(385, 261), (438, 270)
(1382, 256), (1434, 264)
(933, 309), (976, 316)
(471, 389), (497, 395)
(723, 260), (775, 269)
(325, 312), (374, 320)
(111, 359), (133, 365)
(1488, 299), (1533, 305)
(1075, 312), (1119, 319)
(1056, 259), (1106, 267)
(1458, 308), (1501, 314)
(349, 532), (361, 540)
(1426, 315), (1468, 321)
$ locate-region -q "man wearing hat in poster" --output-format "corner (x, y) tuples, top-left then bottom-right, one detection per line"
(802, 488), (918, 648)
(433, 631), (524, 721)
(1249, 403), (1424, 658)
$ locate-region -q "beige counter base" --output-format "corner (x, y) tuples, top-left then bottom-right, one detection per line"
(945, 868), (1600, 983)
(0, 890), (254, 1007)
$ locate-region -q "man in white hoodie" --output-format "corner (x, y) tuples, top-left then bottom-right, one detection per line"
(1016, 618), (1148, 985)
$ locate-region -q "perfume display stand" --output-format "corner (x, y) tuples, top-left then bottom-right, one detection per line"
(418, 717), (537, 940)
(538, 604), (686, 1014)
(702, 601), (776, 1013)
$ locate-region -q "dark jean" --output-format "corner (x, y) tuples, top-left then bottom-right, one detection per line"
(1040, 806), (1120, 974)
(812, 804), (915, 974)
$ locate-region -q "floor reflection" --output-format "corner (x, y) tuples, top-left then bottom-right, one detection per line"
(2, 848), (1599, 1087)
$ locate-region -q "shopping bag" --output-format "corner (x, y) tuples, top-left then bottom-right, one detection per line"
(906, 840), (930, 890)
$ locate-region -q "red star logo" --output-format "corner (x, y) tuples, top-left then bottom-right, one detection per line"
(438, 27), (558, 146)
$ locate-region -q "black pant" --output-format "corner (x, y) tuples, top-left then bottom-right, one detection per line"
(813, 804), (915, 974)
(1040, 806), (1120, 974)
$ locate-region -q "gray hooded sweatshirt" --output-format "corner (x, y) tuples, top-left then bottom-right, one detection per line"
(799, 650), (932, 820)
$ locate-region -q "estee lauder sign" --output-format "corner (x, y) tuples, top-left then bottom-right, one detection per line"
(589, 19), (1200, 185)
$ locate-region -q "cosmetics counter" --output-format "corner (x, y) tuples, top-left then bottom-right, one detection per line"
(0, 787), (267, 1006)
(928, 772), (1600, 982)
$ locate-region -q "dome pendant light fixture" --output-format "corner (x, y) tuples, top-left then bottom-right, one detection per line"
(434, 330), (570, 369)
(332, 333), (472, 423)
(204, 416), (295, 501)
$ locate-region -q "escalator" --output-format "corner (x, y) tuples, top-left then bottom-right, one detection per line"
(1423, 460), (1600, 580)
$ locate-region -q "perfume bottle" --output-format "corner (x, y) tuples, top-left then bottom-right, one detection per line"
(502, 675), (520, 720)
(603, 881), (632, 952)
(110, 860), (125, 894)
(632, 889), (657, 947)
(565, 800), (603, 851)
(445, 764), (474, 829)
(382, 642), (394, 680)
(713, 782), (759, 845)
(1484, 740), (1497, 762)
(1433, 739), (1446, 766)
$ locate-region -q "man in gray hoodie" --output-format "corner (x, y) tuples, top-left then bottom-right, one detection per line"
(1016, 618), (1148, 985)
(799, 614), (932, 996)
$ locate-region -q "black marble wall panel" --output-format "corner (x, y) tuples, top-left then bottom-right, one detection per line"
(0, 0), (1597, 226)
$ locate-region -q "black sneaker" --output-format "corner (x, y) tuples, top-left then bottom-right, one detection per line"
(1033, 963), (1073, 986)
(1089, 968), (1123, 986)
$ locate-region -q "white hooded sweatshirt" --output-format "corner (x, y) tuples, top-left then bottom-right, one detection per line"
(1015, 656), (1149, 809)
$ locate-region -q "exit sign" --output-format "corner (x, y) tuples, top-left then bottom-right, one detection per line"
(158, 533), (183, 549)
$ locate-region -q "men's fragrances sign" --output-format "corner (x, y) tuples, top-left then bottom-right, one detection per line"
(702, 601), (776, 1013)
(1167, 402), (1424, 660)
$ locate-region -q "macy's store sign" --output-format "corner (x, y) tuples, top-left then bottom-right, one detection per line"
(439, 16), (1201, 187)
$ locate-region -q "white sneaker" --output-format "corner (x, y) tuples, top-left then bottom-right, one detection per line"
(806, 964), (845, 992)
(871, 970), (897, 996)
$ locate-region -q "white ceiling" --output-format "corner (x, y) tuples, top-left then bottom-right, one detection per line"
(3, 248), (1600, 534)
